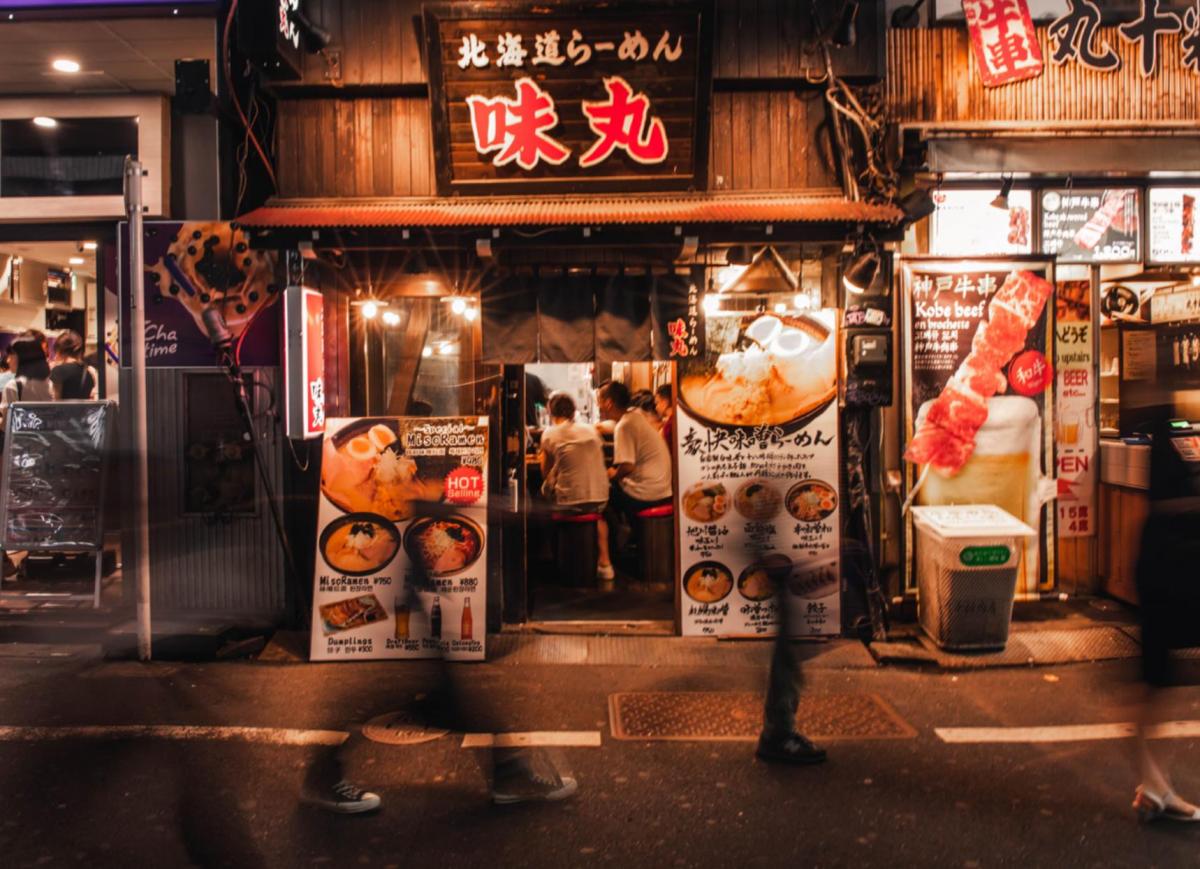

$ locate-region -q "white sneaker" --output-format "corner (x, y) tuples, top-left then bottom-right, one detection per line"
(309, 780), (382, 814)
(596, 563), (615, 581)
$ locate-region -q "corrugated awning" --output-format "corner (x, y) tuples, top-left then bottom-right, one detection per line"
(235, 191), (903, 230)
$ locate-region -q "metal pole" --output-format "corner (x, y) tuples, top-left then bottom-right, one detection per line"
(124, 157), (152, 661)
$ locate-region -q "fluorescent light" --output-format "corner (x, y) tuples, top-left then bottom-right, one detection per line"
(82, 241), (97, 251)
(361, 301), (378, 319)
(51, 58), (80, 74)
(68, 257), (84, 265)
(32, 116), (57, 129)
(438, 342), (455, 355)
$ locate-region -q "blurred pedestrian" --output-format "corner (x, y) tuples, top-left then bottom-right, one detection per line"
(49, 330), (97, 400)
(1131, 402), (1200, 822)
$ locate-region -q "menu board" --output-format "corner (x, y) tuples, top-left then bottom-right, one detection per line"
(0, 401), (114, 551)
(1149, 188), (1200, 263)
(310, 416), (488, 662)
(1054, 281), (1097, 538)
(1040, 189), (1140, 263)
(902, 259), (1056, 594)
(675, 309), (841, 638)
(930, 189), (1033, 256)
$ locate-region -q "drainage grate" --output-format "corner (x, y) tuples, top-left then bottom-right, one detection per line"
(362, 711), (448, 746)
(609, 692), (916, 741)
(913, 626), (1141, 670)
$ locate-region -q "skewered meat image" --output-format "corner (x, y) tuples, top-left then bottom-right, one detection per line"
(1073, 190), (1127, 251)
(905, 270), (1054, 477)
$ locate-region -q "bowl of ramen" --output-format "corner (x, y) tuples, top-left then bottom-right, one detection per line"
(319, 513), (401, 576)
(785, 480), (838, 523)
(321, 419), (443, 521)
(677, 312), (837, 432)
(738, 553), (792, 601)
(681, 482), (729, 523)
(788, 558), (839, 600)
(319, 593), (388, 635)
(683, 561), (734, 604)
(734, 478), (782, 522)
(404, 514), (484, 577)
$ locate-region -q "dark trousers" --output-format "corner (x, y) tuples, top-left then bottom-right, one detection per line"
(607, 482), (671, 545)
(762, 578), (802, 737)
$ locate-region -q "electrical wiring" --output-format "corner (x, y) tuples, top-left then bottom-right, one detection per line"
(223, 0), (278, 194)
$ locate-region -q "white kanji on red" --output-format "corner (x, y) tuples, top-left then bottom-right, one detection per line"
(962, 0), (1045, 86)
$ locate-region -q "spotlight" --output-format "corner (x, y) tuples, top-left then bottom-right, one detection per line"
(899, 188), (937, 222)
(833, 1), (859, 48)
(422, 346), (433, 358)
(451, 297), (466, 315)
(382, 311), (401, 326)
(292, 6), (333, 53)
(702, 294), (720, 315)
(32, 116), (57, 129)
(51, 58), (80, 74)
(361, 300), (379, 319)
(843, 247), (880, 295)
(891, 0), (927, 28)
(463, 307), (479, 322)
(991, 176), (1015, 211)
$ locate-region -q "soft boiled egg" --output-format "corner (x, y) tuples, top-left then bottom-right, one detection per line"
(368, 423), (397, 452)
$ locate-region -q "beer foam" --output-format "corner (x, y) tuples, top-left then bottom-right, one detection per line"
(916, 394), (1039, 455)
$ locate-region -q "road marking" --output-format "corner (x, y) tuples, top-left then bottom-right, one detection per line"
(936, 720), (1200, 744)
(0, 725), (349, 746)
(461, 731), (602, 749)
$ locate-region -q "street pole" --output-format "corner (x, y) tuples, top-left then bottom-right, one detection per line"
(124, 157), (152, 662)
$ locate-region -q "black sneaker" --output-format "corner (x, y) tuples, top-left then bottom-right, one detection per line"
(492, 755), (579, 805)
(755, 731), (827, 765)
(309, 780), (382, 814)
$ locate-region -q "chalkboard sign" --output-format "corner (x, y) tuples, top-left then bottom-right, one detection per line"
(0, 401), (114, 552)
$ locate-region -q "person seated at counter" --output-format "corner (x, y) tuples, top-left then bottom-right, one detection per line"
(597, 380), (673, 548)
(0, 334), (52, 428)
(655, 383), (675, 447)
(539, 391), (614, 581)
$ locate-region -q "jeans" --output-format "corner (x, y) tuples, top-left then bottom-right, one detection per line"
(762, 577), (802, 738)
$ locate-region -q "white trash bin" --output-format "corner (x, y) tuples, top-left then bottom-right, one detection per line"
(911, 505), (1037, 651)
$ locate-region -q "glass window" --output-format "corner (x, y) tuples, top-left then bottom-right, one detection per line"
(1, 116), (137, 197)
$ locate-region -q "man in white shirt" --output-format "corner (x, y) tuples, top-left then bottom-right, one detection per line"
(596, 380), (673, 543)
(539, 392), (614, 580)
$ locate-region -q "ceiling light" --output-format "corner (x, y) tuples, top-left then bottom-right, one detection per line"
(843, 249), (880, 295)
(382, 311), (401, 326)
(450, 297), (466, 315)
(773, 302), (788, 314)
(32, 116), (57, 129)
(51, 58), (80, 74)
(82, 241), (97, 251)
(361, 300), (378, 319)
(991, 176), (1015, 211)
(68, 256), (84, 265)
(702, 294), (720, 314)
(421, 346), (433, 358)
(438, 342), (455, 356)
(463, 306), (479, 322)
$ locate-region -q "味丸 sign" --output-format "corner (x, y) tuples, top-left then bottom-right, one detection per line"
(423, 2), (712, 194)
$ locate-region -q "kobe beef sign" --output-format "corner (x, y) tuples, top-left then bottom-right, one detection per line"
(423, 2), (713, 195)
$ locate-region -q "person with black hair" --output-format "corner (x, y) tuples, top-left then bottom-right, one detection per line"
(0, 334), (52, 428)
(49, 330), (97, 400)
(655, 383), (675, 447)
(596, 380), (673, 545)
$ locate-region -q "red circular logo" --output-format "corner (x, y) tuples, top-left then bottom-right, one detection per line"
(1008, 350), (1053, 397)
(444, 466), (484, 505)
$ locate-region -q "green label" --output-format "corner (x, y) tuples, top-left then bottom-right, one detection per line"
(959, 545), (1011, 566)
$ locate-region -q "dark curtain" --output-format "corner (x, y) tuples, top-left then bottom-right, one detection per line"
(481, 274), (538, 364)
(596, 272), (652, 364)
(651, 269), (703, 361)
(537, 271), (595, 363)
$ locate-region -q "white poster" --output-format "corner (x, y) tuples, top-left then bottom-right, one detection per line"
(309, 416), (488, 662)
(930, 189), (1033, 257)
(1054, 281), (1097, 538)
(675, 309), (841, 638)
(1149, 187), (1200, 263)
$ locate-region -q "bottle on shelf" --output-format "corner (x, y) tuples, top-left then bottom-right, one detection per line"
(430, 595), (442, 640)
(461, 597), (473, 641)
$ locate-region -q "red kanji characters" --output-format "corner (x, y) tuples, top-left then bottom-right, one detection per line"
(578, 76), (669, 168)
(667, 319), (689, 357)
(466, 77), (571, 170)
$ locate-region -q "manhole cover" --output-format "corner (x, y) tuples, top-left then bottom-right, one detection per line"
(609, 692), (915, 741)
(362, 711), (449, 746)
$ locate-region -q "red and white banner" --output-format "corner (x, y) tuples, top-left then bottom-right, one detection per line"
(962, 0), (1045, 87)
(284, 286), (325, 440)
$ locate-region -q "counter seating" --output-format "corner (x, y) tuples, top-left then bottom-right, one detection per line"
(547, 511), (601, 587)
(636, 503), (674, 585)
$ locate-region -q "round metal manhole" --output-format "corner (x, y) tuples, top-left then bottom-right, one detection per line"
(362, 711), (449, 746)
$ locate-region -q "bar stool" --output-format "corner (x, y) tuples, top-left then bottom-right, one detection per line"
(548, 511), (601, 587)
(636, 503), (674, 585)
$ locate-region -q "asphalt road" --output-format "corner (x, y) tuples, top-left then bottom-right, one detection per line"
(0, 644), (1198, 868)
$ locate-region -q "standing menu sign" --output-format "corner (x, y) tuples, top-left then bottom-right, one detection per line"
(1040, 189), (1140, 263)
(901, 259), (1056, 594)
(675, 309), (841, 638)
(1054, 281), (1097, 537)
(0, 401), (114, 552)
(310, 417), (488, 662)
(1148, 188), (1200, 263)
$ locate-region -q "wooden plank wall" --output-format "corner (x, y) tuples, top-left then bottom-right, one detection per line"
(888, 27), (1200, 124)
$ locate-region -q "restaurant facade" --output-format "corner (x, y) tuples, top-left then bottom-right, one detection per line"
(230, 0), (905, 656)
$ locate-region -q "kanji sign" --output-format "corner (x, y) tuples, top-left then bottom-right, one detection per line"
(961, 0), (1045, 87)
(1044, 0), (1200, 78)
(424, 2), (711, 194)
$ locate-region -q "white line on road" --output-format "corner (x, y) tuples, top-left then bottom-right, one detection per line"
(936, 720), (1200, 744)
(0, 725), (349, 746)
(461, 731), (602, 748)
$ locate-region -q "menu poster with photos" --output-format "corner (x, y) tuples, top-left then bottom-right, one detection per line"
(675, 309), (841, 638)
(310, 417), (488, 662)
(902, 259), (1056, 594)
(1041, 189), (1140, 263)
(1149, 188), (1200, 263)
(930, 189), (1033, 257)
(1054, 281), (1097, 538)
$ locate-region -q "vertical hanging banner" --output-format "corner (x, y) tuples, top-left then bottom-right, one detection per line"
(961, 0), (1045, 87)
(310, 417), (488, 661)
(1054, 280), (1097, 537)
(284, 286), (325, 439)
(901, 258), (1057, 594)
(675, 310), (841, 637)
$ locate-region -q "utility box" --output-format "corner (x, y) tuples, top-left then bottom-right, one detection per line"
(911, 505), (1037, 652)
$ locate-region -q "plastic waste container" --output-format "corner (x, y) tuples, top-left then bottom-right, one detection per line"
(911, 505), (1037, 651)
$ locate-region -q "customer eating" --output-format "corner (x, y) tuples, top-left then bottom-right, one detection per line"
(539, 391), (614, 580)
(596, 380), (673, 546)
